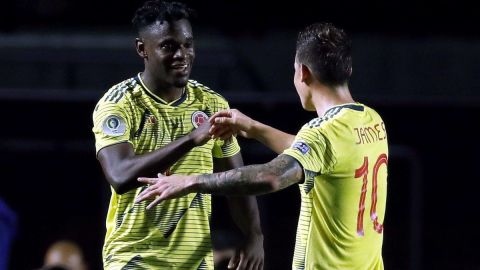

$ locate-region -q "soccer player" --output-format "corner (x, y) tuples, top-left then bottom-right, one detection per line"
(136, 22), (388, 269)
(92, 1), (264, 269)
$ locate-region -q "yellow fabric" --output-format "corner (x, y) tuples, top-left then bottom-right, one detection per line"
(283, 103), (388, 270)
(92, 75), (240, 269)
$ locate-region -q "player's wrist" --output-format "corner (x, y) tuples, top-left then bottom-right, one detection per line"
(186, 175), (200, 193)
(186, 132), (204, 147)
(247, 120), (262, 139)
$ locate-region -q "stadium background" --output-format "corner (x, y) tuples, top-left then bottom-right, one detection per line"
(0, 0), (478, 269)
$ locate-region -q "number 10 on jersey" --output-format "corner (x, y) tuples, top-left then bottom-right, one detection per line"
(355, 154), (387, 236)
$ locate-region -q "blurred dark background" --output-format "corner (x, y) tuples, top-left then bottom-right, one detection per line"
(0, 0), (479, 269)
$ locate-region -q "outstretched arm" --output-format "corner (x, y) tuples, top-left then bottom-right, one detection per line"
(97, 122), (212, 194)
(210, 109), (295, 154)
(136, 154), (304, 208)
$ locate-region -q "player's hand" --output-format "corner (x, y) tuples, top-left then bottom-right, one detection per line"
(189, 120), (213, 146)
(228, 233), (264, 270)
(209, 109), (254, 140)
(135, 173), (193, 209)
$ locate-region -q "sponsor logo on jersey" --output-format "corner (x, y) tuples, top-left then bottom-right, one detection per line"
(146, 115), (157, 126)
(102, 115), (126, 136)
(292, 140), (310, 154)
(191, 111), (209, 128)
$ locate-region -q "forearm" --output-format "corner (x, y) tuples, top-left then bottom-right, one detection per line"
(132, 135), (196, 176)
(192, 155), (302, 195)
(250, 121), (295, 154)
(214, 154), (262, 235)
(227, 196), (263, 236)
(102, 135), (198, 193)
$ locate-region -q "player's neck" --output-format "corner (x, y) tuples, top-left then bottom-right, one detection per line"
(140, 71), (184, 103)
(312, 84), (354, 117)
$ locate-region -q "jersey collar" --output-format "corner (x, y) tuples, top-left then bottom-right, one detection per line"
(324, 103), (364, 116)
(136, 73), (188, 106)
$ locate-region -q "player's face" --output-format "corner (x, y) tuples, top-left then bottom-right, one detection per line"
(142, 19), (195, 88)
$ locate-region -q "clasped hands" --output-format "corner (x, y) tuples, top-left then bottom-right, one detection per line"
(135, 109), (251, 209)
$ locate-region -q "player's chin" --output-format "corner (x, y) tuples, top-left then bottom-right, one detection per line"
(173, 77), (189, 88)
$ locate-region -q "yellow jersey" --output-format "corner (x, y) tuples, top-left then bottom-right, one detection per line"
(283, 103), (388, 270)
(92, 74), (240, 269)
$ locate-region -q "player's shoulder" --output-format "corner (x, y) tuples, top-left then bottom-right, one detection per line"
(98, 77), (139, 105)
(362, 103), (384, 120)
(187, 79), (228, 103)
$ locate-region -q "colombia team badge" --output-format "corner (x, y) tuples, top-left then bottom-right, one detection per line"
(191, 111), (208, 128)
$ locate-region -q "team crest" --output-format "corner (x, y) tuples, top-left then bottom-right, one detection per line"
(102, 115), (126, 136)
(292, 140), (310, 155)
(191, 111), (209, 128)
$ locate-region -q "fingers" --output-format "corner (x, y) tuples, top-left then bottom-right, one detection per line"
(135, 185), (157, 203)
(209, 124), (224, 137)
(135, 178), (165, 203)
(146, 196), (163, 210)
(228, 252), (240, 269)
(210, 110), (232, 124)
(253, 260), (263, 270)
(209, 119), (235, 137)
(236, 253), (246, 270)
(212, 127), (236, 140)
(135, 184), (166, 209)
(137, 177), (159, 185)
(214, 116), (235, 125)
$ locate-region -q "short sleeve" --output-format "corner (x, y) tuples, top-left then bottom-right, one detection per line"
(212, 137), (241, 158)
(283, 125), (336, 174)
(92, 101), (133, 154)
(208, 92), (241, 158)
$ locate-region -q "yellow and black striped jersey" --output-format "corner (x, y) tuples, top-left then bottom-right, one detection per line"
(92, 74), (240, 269)
(283, 103), (388, 270)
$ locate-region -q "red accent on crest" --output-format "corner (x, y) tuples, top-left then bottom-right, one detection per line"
(193, 112), (208, 127)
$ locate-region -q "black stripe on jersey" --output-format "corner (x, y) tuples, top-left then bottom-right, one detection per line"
(105, 84), (122, 102)
(171, 90), (188, 106)
(197, 259), (208, 270)
(160, 208), (188, 238)
(116, 213), (125, 229)
(109, 88), (123, 103)
(189, 80), (226, 101)
(105, 79), (136, 103)
(134, 110), (151, 138)
(303, 170), (317, 194)
(308, 118), (325, 128)
(324, 103), (364, 115)
(308, 104), (363, 128)
(113, 90), (127, 103)
(190, 193), (205, 209)
(120, 255), (145, 270)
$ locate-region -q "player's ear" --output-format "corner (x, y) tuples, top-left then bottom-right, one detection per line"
(135, 38), (147, 59)
(300, 63), (312, 83)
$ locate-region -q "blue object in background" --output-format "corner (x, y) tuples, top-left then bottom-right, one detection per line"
(0, 199), (16, 270)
